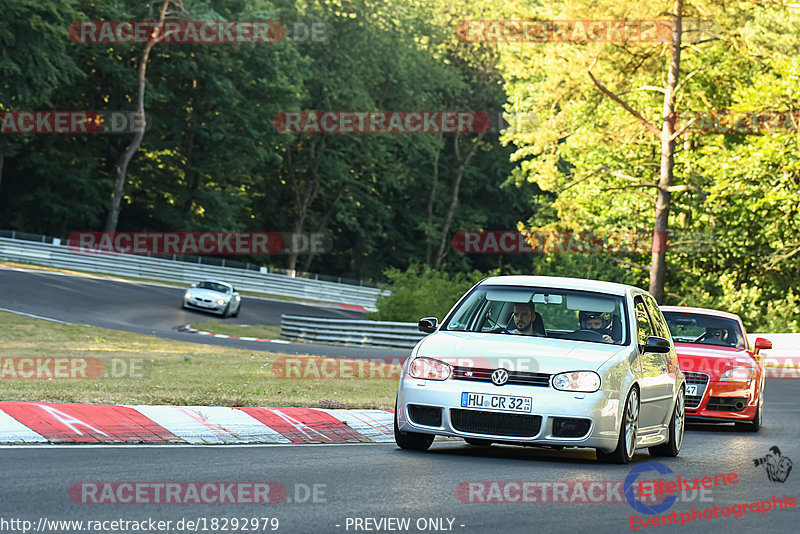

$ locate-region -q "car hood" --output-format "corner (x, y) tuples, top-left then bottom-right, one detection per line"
(416, 331), (630, 374)
(675, 342), (757, 375)
(186, 288), (229, 300)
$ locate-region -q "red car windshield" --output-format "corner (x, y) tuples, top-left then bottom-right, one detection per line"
(662, 311), (745, 349)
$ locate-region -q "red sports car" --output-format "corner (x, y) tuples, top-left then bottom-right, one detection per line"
(660, 306), (771, 432)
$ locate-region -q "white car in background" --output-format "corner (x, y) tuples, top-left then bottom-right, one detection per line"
(395, 275), (685, 464)
(182, 280), (241, 318)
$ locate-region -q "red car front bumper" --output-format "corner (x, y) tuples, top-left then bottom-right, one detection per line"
(684, 375), (759, 422)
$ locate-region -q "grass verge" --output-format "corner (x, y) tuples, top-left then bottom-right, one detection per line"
(0, 311), (397, 409)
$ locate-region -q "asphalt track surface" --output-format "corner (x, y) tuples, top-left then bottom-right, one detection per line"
(0, 266), (410, 359)
(2, 380), (798, 533)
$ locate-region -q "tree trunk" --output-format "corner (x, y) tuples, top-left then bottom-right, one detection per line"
(650, 0), (684, 303)
(425, 132), (443, 265)
(301, 184), (345, 272)
(285, 140), (321, 272)
(104, 0), (171, 232)
(433, 131), (486, 269)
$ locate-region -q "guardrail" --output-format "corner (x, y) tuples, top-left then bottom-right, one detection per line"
(0, 237), (388, 310)
(747, 333), (800, 374)
(279, 317), (800, 363)
(281, 315), (425, 349)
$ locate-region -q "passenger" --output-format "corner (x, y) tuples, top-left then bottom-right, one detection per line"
(579, 311), (613, 343)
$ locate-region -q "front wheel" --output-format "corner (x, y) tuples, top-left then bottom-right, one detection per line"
(232, 302), (240, 318)
(735, 387), (763, 432)
(394, 402), (434, 451)
(650, 386), (685, 457)
(597, 387), (639, 464)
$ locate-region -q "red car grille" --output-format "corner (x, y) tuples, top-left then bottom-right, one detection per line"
(683, 371), (710, 409)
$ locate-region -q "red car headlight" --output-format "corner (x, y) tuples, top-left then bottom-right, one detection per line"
(719, 367), (755, 382)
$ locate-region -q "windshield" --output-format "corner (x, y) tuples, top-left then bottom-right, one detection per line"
(662, 311), (745, 349)
(443, 285), (629, 345)
(196, 281), (231, 294)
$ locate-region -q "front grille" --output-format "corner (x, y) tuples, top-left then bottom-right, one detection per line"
(407, 404), (442, 427)
(551, 417), (592, 438)
(450, 409), (541, 437)
(682, 371), (710, 409)
(706, 397), (748, 412)
(451, 366), (551, 387)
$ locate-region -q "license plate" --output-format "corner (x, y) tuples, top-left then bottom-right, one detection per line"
(686, 384), (700, 396)
(461, 392), (532, 413)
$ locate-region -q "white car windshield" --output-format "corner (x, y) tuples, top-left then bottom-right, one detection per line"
(196, 281), (231, 294)
(443, 285), (629, 345)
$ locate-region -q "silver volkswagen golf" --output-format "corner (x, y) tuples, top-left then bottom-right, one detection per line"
(394, 276), (685, 463)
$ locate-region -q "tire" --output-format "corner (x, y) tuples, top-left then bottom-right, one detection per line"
(464, 438), (493, 446)
(232, 302), (240, 318)
(735, 385), (763, 432)
(222, 303), (231, 318)
(650, 386), (685, 457)
(597, 387), (639, 464)
(394, 401), (434, 451)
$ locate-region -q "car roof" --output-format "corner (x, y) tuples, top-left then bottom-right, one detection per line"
(659, 305), (741, 321)
(479, 275), (640, 296)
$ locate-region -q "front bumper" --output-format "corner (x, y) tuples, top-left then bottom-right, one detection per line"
(686, 380), (757, 422)
(396, 376), (624, 452)
(183, 297), (226, 314)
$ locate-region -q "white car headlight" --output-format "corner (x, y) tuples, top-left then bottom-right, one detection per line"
(408, 357), (452, 381)
(552, 371), (601, 392)
(215, 299), (225, 306)
(185, 292), (192, 299)
(719, 367), (755, 382)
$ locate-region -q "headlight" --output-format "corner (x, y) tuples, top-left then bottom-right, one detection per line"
(215, 299), (225, 306)
(552, 371), (601, 392)
(719, 367), (755, 382)
(185, 292), (192, 299)
(408, 357), (452, 381)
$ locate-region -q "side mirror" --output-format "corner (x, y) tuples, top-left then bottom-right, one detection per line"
(643, 335), (671, 354)
(418, 317), (438, 334)
(754, 337), (772, 352)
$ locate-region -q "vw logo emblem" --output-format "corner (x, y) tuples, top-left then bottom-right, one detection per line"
(491, 368), (509, 386)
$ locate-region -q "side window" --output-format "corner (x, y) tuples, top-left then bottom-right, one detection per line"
(634, 298), (654, 346)
(643, 296), (669, 340)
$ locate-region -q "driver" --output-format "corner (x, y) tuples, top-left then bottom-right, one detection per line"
(510, 302), (537, 336)
(704, 327), (726, 343)
(579, 311), (614, 343)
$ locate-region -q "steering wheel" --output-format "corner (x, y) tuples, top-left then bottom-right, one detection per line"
(571, 329), (607, 342)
